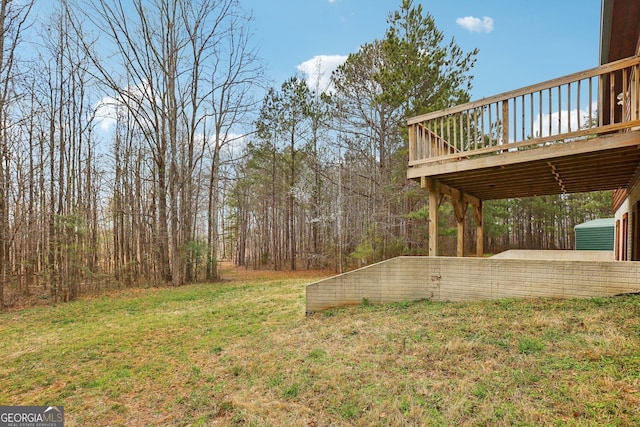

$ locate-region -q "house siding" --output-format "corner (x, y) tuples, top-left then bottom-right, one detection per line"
(615, 171), (640, 260)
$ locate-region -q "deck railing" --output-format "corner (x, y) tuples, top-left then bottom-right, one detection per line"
(408, 55), (640, 165)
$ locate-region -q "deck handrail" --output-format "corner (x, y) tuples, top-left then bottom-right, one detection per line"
(408, 55), (640, 165)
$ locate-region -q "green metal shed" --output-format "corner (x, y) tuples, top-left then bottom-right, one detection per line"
(574, 218), (615, 250)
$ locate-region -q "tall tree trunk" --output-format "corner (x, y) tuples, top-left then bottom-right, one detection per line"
(289, 131), (296, 271)
(206, 149), (220, 281)
(0, 0), (32, 308)
(156, 155), (172, 283)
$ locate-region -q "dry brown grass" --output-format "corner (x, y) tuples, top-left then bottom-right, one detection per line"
(1, 269), (639, 426)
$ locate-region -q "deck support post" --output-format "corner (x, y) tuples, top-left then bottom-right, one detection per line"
(457, 220), (465, 257)
(423, 177), (440, 256)
(428, 186), (439, 257)
(422, 177), (484, 257)
(474, 201), (484, 257)
(452, 191), (468, 257)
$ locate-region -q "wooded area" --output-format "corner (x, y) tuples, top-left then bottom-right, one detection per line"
(0, 0), (612, 309)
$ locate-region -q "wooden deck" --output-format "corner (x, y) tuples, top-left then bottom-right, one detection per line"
(407, 55), (640, 201)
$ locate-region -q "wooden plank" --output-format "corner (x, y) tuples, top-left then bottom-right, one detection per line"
(452, 194), (468, 257)
(512, 97), (517, 142)
(613, 188), (628, 212)
(599, 75), (605, 126)
(407, 120), (640, 167)
(409, 61), (640, 166)
(548, 87), (553, 136)
(472, 108), (477, 150)
(408, 124), (416, 162)
(558, 85), (562, 136)
(489, 104), (498, 147)
(610, 71), (616, 125)
(530, 93), (534, 140)
(408, 130), (640, 178)
(421, 177), (481, 207)
(431, 154), (639, 190)
(474, 202), (483, 257)
(501, 100), (509, 146)
(623, 68), (629, 121)
(457, 221), (465, 257)
(538, 90), (543, 137)
(631, 66), (640, 120)
(589, 77), (594, 126)
(480, 107), (485, 150)
(424, 178), (474, 258)
(568, 82), (572, 132)
(520, 95), (524, 141)
(457, 115), (462, 149)
(576, 80), (581, 131)
(548, 162), (567, 193)
(451, 114), (456, 151)
(429, 188), (438, 257)
(435, 148), (640, 182)
(412, 151), (640, 201)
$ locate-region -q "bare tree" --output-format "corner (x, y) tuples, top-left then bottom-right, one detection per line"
(30, 1), (99, 302)
(70, 0), (261, 285)
(0, 0), (32, 310)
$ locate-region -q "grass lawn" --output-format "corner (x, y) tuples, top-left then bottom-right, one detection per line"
(1, 265), (640, 426)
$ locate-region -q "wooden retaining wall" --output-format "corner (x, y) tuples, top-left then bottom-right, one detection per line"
(305, 256), (640, 313)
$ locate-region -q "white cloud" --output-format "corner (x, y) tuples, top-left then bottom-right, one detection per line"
(297, 54), (347, 93)
(456, 16), (494, 33)
(532, 102), (597, 138)
(93, 81), (159, 132)
(94, 96), (121, 132)
(201, 132), (248, 161)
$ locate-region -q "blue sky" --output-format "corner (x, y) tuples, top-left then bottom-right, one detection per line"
(244, 0), (602, 100)
(26, 0), (602, 135)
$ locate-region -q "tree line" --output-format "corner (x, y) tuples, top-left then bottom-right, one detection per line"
(0, 0), (611, 309)
(226, 1), (611, 271)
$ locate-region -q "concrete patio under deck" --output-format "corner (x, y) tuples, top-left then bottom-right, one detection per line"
(305, 255), (640, 313)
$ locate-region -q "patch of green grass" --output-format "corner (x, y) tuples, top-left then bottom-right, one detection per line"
(517, 337), (545, 354)
(472, 382), (489, 400)
(267, 374), (283, 388)
(391, 300), (415, 310)
(307, 348), (326, 361)
(282, 382), (300, 399)
(332, 400), (360, 419)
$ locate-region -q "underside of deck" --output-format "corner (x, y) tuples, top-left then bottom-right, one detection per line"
(407, 130), (640, 201)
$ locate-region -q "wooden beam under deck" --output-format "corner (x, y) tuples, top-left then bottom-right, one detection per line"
(409, 130), (640, 201)
(412, 131), (640, 258)
(438, 152), (640, 200)
(421, 177), (483, 257)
